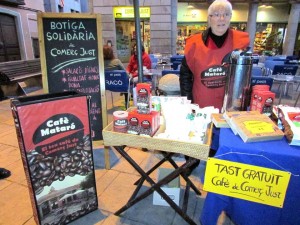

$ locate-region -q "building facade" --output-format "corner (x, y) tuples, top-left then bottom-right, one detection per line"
(0, 0), (299, 63)
(0, 0), (44, 61)
(0, 0), (87, 62)
(92, 0), (177, 61)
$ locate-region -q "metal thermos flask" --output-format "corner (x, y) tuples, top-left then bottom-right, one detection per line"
(222, 49), (253, 112)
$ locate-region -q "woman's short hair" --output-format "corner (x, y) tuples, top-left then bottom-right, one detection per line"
(132, 43), (145, 54)
(208, 0), (232, 16)
(103, 45), (115, 60)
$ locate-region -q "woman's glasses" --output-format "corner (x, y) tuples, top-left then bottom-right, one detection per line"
(209, 12), (231, 19)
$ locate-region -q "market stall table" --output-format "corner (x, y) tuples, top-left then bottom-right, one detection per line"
(156, 62), (173, 70)
(200, 128), (300, 225)
(144, 68), (163, 92)
(269, 74), (294, 104)
(103, 119), (213, 225)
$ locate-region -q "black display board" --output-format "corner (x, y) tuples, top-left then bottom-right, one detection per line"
(38, 13), (107, 141)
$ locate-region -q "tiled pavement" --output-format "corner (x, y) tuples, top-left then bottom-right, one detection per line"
(1, 81), (298, 225)
(0, 89), (213, 225)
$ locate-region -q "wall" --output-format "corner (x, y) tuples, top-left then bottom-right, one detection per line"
(0, 0), (88, 61)
(24, 0), (44, 10)
(257, 4), (289, 23)
(177, 2), (289, 23)
(51, 0), (81, 12)
(0, 0), (44, 60)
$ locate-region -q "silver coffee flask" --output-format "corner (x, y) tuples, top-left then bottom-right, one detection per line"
(222, 49), (253, 112)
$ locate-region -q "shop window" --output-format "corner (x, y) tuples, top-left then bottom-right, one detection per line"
(176, 23), (207, 54)
(1, 0), (25, 6)
(32, 38), (39, 58)
(44, 0), (51, 12)
(294, 23), (300, 56)
(231, 23), (247, 31)
(0, 13), (21, 62)
(254, 23), (286, 55)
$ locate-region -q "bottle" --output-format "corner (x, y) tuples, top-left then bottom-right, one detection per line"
(222, 49), (253, 112)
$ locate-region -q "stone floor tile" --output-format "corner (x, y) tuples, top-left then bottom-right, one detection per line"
(0, 129), (19, 147)
(0, 113), (13, 125)
(2, 118), (15, 126)
(0, 123), (14, 133)
(68, 208), (106, 225)
(5, 158), (27, 184)
(0, 145), (21, 166)
(0, 90), (248, 225)
(0, 183), (34, 225)
(23, 216), (37, 225)
(0, 179), (12, 191)
(98, 173), (139, 213)
(95, 169), (120, 195)
(100, 214), (124, 225)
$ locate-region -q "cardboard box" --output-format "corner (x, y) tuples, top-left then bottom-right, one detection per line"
(250, 85), (270, 111)
(153, 168), (180, 206)
(136, 83), (152, 114)
(255, 91), (275, 116)
(139, 111), (160, 136)
(127, 109), (140, 135)
(127, 109), (160, 136)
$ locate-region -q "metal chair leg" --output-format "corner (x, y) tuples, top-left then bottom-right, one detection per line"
(124, 92), (129, 109)
(294, 91), (300, 107)
(110, 92), (115, 108)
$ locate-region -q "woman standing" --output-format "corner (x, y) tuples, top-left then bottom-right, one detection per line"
(179, 0), (250, 175)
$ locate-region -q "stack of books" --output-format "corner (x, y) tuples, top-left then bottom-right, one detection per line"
(223, 111), (261, 135)
(229, 113), (284, 142)
(211, 113), (230, 128)
(212, 111), (284, 143)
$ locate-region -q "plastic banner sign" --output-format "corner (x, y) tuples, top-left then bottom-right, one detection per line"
(203, 158), (291, 208)
(113, 7), (150, 18)
(11, 92), (98, 225)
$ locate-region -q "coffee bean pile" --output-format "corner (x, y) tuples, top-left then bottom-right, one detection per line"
(27, 135), (93, 195)
(140, 127), (152, 136)
(137, 96), (150, 114)
(127, 124), (140, 135)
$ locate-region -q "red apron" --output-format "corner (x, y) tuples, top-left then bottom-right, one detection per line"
(184, 29), (250, 110)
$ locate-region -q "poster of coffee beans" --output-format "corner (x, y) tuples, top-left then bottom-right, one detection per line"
(11, 92), (98, 225)
(37, 12), (107, 141)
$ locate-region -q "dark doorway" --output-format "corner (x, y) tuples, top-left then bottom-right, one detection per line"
(0, 13), (21, 62)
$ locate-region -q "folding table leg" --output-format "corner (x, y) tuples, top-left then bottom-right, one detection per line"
(160, 152), (201, 196)
(128, 176), (144, 202)
(134, 152), (201, 197)
(182, 181), (191, 213)
(113, 146), (198, 225)
(104, 146), (110, 169)
(133, 152), (173, 185)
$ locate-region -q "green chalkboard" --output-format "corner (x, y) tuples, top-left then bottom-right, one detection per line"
(38, 13), (107, 142)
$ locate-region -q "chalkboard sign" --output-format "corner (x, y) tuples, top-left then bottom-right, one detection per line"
(38, 13), (107, 141)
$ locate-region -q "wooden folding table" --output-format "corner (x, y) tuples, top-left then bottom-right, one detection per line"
(103, 121), (212, 225)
